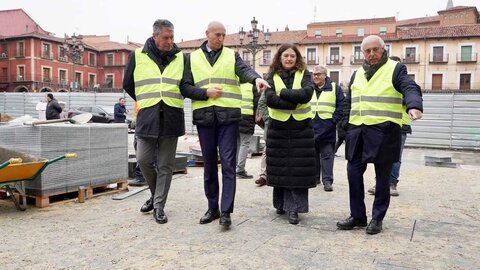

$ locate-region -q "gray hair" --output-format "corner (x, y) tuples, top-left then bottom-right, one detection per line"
(313, 65), (327, 74)
(153, 19), (174, 34)
(361, 35), (385, 51)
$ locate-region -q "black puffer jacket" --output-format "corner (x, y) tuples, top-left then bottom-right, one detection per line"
(123, 38), (204, 138)
(265, 70), (316, 188)
(181, 41), (261, 127)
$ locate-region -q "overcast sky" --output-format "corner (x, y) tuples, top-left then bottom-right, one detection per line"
(3, 0), (479, 43)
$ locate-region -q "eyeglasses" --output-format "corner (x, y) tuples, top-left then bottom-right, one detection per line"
(313, 73), (325, 77)
(363, 47), (382, 54)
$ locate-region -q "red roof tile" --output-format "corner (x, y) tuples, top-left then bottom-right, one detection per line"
(308, 17), (396, 27)
(397, 25), (480, 39)
(0, 9), (49, 36)
(301, 33), (397, 44)
(397, 16), (440, 27)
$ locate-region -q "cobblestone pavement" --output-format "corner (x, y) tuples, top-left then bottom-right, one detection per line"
(1, 135), (479, 269)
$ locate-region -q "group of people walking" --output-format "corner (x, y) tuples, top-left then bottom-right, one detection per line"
(123, 18), (423, 235)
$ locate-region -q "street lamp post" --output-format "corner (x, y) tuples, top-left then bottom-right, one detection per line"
(238, 17), (271, 71)
(63, 33), (84, 92)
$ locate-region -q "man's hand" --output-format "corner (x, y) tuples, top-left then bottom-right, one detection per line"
(206, 87), (223, 99)
(408, 109), (423, 121)
(255, 78), (271, 92)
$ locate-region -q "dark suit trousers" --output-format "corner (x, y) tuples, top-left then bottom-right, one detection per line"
(197, 122), (238, 213)
(347, 139), (392, 221)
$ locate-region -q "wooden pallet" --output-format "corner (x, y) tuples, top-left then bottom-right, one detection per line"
(1, 180), (128, 208)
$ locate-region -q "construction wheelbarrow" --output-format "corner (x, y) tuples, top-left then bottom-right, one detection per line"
(0, 153), (77, 211)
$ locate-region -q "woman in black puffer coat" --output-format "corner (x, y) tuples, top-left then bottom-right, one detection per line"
(265, 43), (316, 225)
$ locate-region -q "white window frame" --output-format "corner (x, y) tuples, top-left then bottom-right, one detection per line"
(430, 43), (447, 62)
(41, 65), (52, 82)
(357, 28), (365, 37)
(403, 44), (419, 61)
(105, 73), (114, 88)
(328, 45), (342, 63)
(314, 30), (321, 38)
(305, 47), (317, 65)
(16, 64), (25, 80)
(88, 72), (96, 87)
(457, 71), (474, 89)
(106, 53), (115, 66)
(58, 68), (68, 84)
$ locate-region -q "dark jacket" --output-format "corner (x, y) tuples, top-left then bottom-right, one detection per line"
(265, 70), (316, 189)
(239, 84), (261, 134)
(123, 38), (203, 138)
(45, 98), (62, 120)
(181, 41), (261, 127)
(312, 76), (345, 143)
(343, 62), (423, 164)
(113, 103), (127, 123)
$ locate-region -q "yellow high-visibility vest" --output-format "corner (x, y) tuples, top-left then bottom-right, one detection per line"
(349, 59), (402, 126)
(268, 70), (312, 122)
(134, 48), (184, 109)
(311, 82), (337, 120)
(240, 83), (254, 115)
(190, 47), (241, 111)
(402, 105), (411, 126)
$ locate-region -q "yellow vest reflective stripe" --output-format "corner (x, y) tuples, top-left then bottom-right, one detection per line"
(269, 70), (312, 122)
(310, 82), (336, 119)
(134, 48), (184, 109)
(240, 83), (254, 115)
(190, 47), (241, 111)
(402, 105), (411, 126)
(349, 59), (402, 126)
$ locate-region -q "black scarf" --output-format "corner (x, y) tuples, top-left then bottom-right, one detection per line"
(362, 50), (388, 81)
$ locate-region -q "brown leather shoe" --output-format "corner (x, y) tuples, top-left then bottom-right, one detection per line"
(255, 176), (267, 186)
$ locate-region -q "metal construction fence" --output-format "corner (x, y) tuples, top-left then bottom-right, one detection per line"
(1, 92), (479, 150)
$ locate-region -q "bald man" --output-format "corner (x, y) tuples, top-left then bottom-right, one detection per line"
(182, 21), (270, 228)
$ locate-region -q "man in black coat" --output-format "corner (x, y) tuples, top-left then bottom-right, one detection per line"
(123, 19), (204, 224)
(45, 93), (62, 120)
(113, 97), (127, 123)
(337, 35), (423, 234)
(181, 21), (269, 228)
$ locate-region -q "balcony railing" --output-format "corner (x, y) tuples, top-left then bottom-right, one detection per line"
(58, 56), (68, 62)
(456, 53), (477, 63)
(260, 59), (272, 66)
(16, 51), (25, 58)
(326, 55), (343, 65)
(16, 75), (25, 81)
(41, 51), (53, 60)
(350, 55), (364, 65)
(402, 54), (420, 64)
(429, 53), (449, 63)
(0, 52), (7, 59)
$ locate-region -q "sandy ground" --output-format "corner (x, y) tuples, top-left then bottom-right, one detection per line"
(1, 134), (479, 269)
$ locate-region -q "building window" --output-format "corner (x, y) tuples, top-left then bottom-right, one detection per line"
(16, 41), (25, 57)
(17, 66), (25, 81)
(335, 29), (342, 37)
(379, 26), (387, 35)
(105, 74), (113, 88)
(88, 52), (96, 66)
(262, 50), (271, 65)
(89, 74), (96, 87)
(42, 67), (51, 82)
(328, 46), (341, 64)
(408, 74), (415, 81)
(459, 45), (473, 62)
(357, 28), (365, 37)
(431, 46), (446, 63)
(329, 71), (339, 84)
(404, 47), (417, 63)
(242, 51), (251, 66)
(432, 74), (443, 90)
(352, 45), (363, 64)
(42, 43), (52, 59)
(384, 44), (391, 57)
(59, 47), (68, 62)
(59, 70), (67, 85)
(1, 43), (7, 58)
(315, 30), (321, 38)
(306, 48), (317, 65)
(106, 53), (114, 66)
(459, 74), (471, 90)
(1, 67), (8, 82)
(75, 72), (82, 88)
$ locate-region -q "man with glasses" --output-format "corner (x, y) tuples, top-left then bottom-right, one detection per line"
(310, 66), (345, 192)
(336, 35), (423, 234)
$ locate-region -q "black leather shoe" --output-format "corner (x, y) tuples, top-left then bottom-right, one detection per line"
(366, 219), (383, 234)
(288, 212), (299, 225)
(219, 212), (232, 227)
(128, 178), (147, 187)
(154, 209), (168, 224)
(336, 216), (368, 230)
(324, 182), (333, 192)
(140, 197), (153, 213)
(276, 208), (285, 215)
(199, 209), (220, 224)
